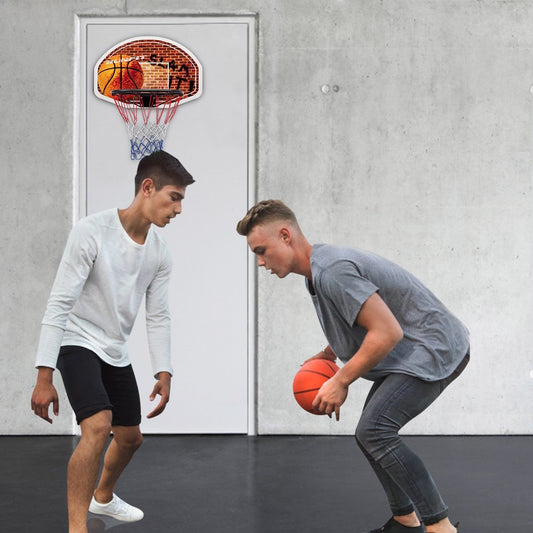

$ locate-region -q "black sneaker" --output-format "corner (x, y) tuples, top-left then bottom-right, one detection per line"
(367, 517), (425, 533)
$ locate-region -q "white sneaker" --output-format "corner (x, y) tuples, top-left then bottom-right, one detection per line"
(89, 493), (144, 522)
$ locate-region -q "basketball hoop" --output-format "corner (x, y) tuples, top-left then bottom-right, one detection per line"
(96, 37), (202, 160)
(111, 89), (183, 160)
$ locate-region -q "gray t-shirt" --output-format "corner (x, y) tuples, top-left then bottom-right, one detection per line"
(306, 244), (469, 382)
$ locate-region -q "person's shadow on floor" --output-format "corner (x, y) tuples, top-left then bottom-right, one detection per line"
(87, 514), (131, 531)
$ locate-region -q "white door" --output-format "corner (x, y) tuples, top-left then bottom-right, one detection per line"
(79, 17), (255, 433)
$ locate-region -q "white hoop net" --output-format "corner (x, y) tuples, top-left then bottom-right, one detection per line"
(112, 91), (182, 160)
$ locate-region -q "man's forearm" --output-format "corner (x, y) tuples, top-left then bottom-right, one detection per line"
(335, 328), (402, 387)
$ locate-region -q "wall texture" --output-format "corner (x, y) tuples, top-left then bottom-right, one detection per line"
(2, 0), (532, 435)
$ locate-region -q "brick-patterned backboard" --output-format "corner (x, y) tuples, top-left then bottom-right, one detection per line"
(94, 36), (202, 104)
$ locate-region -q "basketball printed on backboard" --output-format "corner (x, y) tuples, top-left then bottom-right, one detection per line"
(97, 56), (144, 98)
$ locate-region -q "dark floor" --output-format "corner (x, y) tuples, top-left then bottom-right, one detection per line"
(1, 435), (531, 532)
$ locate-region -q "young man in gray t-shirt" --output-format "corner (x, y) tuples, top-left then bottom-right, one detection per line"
(237, 200), (468, 533)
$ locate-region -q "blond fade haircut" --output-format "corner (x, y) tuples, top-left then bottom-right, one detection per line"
(236, 200), (299, 236)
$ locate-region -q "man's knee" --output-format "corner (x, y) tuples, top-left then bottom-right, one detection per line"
(124, 432), (143, 452)
(356, 415), (398, 460)
(80, 411), (113, 447)
(113, 427), (143, 452)
(355, 418), (373, 451)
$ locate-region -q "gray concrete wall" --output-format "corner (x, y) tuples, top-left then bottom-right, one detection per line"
(2, 0), (532, 435)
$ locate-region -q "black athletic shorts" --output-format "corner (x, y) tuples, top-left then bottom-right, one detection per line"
(57, 346), (141, 426)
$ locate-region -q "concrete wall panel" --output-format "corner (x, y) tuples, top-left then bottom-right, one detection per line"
(2, 0), (532, 434)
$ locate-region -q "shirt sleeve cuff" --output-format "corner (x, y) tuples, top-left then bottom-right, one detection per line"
(35, 324), (64, 369)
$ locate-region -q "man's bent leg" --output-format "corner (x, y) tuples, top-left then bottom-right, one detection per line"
(93, 425), (143, 503)
(68, 410), (112, 533)
(356, 378), (419, 523)
(356, 374), (450, 525)
(355, 433), (420, 525)
(94, 359), (142, 504)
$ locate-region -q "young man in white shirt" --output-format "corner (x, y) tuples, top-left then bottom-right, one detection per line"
(31, 150), (194, 533)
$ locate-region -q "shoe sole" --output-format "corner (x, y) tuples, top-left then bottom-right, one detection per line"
(88, 507), (143, 522)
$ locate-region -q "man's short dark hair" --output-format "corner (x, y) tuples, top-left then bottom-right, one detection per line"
(135, 150), (195, 194)
(236, 200), (299, 236)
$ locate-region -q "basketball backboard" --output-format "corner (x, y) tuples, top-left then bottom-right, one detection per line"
(94, 36), (202, 158)
(94, 36), (202, 104)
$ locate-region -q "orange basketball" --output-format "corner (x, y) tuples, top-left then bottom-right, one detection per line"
(292, 358), (340, 414)
(97, 56), (144, 98)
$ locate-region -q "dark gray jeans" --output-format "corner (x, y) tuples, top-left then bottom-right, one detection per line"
(355, 353), (469, 525)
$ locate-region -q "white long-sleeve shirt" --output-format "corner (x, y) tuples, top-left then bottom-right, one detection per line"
(35, 208), (173, 377)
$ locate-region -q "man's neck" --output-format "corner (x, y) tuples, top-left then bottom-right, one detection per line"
(292, 239), (313, 279)
(117, 205), (151, 245)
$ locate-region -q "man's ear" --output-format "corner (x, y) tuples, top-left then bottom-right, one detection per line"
(279, 227), (291, 243)
(140, 177), (155, 196)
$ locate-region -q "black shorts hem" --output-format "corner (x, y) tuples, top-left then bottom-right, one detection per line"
(76, 405), (113, 425)
(111, 417), (142, 427)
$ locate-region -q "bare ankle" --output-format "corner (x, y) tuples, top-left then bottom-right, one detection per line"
(92, 489), (113, 504)
(425, 517), (457, 533)
(69, 522), (88, 533)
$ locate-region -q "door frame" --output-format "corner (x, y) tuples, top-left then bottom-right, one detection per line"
(75, 14), (257, 435)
